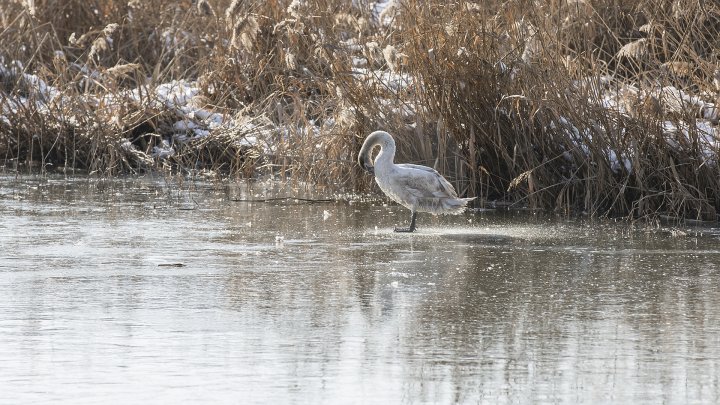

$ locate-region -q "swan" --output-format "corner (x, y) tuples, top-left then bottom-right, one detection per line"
(358, 130), (475, 232)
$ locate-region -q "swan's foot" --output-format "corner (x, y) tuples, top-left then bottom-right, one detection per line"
(394, 211), (417, 233)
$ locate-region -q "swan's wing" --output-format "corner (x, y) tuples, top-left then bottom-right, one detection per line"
(394, 164), (459, 199)
(396, 163), (439, 174)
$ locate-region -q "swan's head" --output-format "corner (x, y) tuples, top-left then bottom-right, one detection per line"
(359, 158), (375, 175)
(358, 131), (394, 175)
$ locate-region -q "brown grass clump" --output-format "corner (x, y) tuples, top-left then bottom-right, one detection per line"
(1, 0), (720, 220)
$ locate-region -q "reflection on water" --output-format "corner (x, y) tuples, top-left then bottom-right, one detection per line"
(1, 174), (719, 404)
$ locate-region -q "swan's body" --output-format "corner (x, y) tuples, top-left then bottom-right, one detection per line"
(358, 131), (474, 232)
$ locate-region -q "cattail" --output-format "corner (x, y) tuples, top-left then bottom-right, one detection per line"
(88, 23), (120, 61)
(638, 21), (661, 34)
(364, 41), (383, 67)
(518, 22), (544, 64)
(333, 13), (368, 34)
(231, 16), (259, 51)
(617, 38), (648, 60)
(196, 0), (215, 17)
(445, 22), (458, 37)
(89, 37), (109, 60)
(464, 2), (482, 12)
(313, 45), (331, 66)
(335, 107), (356, 130)
(287, 0), (306, 19)
(334, 13), (355, 28)
(378, 0), (397, 25)
(639, 94), (662, 118)
(356, 17), (369, 33)
(103, 23), (120, 37)
(285, 52), (297, 70)
(226, 0), (242, 25)
(70, 30), (98, 47)
(383, 45), (398, 73)
(23, 0), (36, 16)
(52, 50), (68, 72)
(105, 63), (141, 79)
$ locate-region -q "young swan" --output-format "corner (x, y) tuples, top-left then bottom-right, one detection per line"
(358, 130), (475, 232)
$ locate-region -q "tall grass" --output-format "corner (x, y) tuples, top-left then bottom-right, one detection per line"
(1, 0), (719, 220)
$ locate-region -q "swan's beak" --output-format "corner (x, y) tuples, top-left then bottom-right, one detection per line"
(358, 141), (377, 175)
(358, 152), (375, 175)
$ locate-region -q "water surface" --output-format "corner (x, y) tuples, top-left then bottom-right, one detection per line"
(1, 174), (719, 404)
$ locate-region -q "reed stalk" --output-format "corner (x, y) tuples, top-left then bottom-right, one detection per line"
(1, 0), (719, 220)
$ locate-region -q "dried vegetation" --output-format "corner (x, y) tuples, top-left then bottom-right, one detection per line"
(1, 0), (720, 220)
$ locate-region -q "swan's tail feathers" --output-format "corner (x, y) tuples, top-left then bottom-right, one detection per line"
(416, 197), (476, 215)
(443, 197), (476, 214)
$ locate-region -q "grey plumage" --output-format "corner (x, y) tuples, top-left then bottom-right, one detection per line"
(358, 130), (474, 232)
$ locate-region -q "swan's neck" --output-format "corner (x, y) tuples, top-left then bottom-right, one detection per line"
(374, 137), (396, 170)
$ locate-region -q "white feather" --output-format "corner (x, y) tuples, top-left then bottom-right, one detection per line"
(358, 131), (474, 215)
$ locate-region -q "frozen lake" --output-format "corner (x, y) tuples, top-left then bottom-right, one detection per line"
(1, 174), (719, 404)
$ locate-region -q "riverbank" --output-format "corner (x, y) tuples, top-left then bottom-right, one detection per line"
(2, 0), (719, 220)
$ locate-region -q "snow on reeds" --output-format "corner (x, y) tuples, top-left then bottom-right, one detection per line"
(1, 0), (720, 220)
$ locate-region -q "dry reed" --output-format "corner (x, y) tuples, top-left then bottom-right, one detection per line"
(1, 0), (720, 220)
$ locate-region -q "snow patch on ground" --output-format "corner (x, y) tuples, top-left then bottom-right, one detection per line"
(561, 76), (720, 173)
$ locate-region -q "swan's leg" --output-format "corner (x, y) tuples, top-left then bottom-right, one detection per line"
(394, 211), (417, 233)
